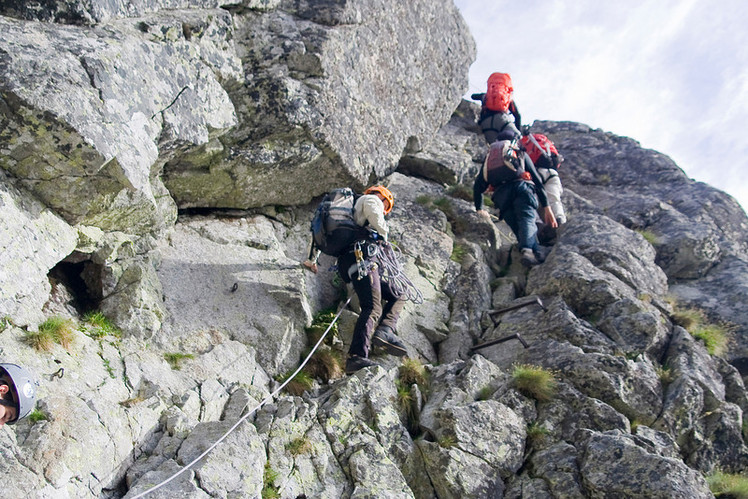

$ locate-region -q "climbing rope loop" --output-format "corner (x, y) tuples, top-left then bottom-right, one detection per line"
(377, 242), (424, 304)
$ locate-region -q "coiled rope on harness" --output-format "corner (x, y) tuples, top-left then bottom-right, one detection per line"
(130, 296), (352, 498)
(378, 242), (424, 304)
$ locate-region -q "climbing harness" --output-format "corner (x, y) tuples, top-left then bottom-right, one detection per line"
(377, 242), (424, 304)
(470, 297), (547, 352)
(130, 296), (352, 498)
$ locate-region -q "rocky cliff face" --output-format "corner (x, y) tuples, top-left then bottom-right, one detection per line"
(1, 1), (747, 498)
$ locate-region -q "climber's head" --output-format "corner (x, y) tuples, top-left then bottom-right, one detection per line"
(0, 363), (37, 426)
(364, 185), (394, 215)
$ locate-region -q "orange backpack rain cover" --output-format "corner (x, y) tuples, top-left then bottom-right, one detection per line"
(484, 72), (513, 113)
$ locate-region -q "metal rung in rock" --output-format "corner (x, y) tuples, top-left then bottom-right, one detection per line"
(471, 333), (529, 351)
(472, 297), (547, 352)
(486, 297), (546, 325)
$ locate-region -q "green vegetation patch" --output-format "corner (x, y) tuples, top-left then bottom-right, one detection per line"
(398, 358), (428, 389)
(635, 228), (658, 245)
(83, 311), (122, 340)
(25, 316), (77, 351)
(512, 364), (557, 402)
(277, 369), (314, 396)
(287, 436), (313, 456)
(708, 470), (748, 498)
(28, 409), (48, 424)
(671, 305), (732, 356)
(305, 308), (339, 344)
(446, 183), (473, 202)
(163, 352), (195, 370)
(450, 243), (468, 263)
(261, 463), (280, 499)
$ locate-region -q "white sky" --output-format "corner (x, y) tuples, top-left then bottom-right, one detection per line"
(453, 0), (748, 215)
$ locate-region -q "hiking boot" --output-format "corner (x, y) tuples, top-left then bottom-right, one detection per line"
(520, 248), (540, 267)
(345, 355), (379, 374)
(372, 328), (408, 357)
(537, 224), (558, 246)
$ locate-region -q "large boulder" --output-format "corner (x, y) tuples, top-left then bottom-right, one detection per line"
(579, 430), (712, 498)
(162, 0), (475, 208)
(0, 12), (238, 234)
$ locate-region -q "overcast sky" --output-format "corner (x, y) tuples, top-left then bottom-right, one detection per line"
(453, 0), (748, 215)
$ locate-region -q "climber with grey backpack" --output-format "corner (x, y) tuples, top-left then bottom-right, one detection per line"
(474, 139), (558, 266)
(303, 186), (422, 374)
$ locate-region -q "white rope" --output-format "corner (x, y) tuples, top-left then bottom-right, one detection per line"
(130, 296), (352, 498)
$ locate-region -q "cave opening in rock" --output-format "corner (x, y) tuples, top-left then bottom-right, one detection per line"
(46, 256), (104, 316)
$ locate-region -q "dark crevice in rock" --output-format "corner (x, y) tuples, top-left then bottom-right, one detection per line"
(46, 258), (102, 314)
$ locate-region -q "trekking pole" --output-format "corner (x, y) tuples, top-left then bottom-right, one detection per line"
(486, 297), (546, 326)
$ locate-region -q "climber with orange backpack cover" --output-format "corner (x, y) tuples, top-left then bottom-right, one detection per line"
(471, 72), (522, 144)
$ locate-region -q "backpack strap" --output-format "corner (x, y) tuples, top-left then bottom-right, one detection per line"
(528, 134), (551, 159)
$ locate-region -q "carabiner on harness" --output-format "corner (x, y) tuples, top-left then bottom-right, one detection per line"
(354, 242), (368, 280)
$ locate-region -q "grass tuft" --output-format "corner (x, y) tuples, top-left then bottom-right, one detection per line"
(305, 308), (339, 344)
(83, 311), (121, 340)
(261, 463), (280, 499)
(305, 348), (344, 383)
(656, 365), (675, 385)
(526, 422), (550, 446)
(476, 385), (495, 401)
(0, 316), (12, 333)
(287, 436), (313, 456)
(277, 369), (314, 396)
(635, 228), (658, 245)
(163, 352), (194, 370)
(25, 316), (76, 351)
(446, 184), (473, 202)
(450, 243), (468, 263)
(512, 364), (557, 402)
(692, 323), (731, 356)
(671, 305), (732, 356)
(398, 358), (428, 389)
(437, 435), (456, 448)
(672, 306), (704, 330)
(707, 470), (748, 498)
(28, 409), (48, 424)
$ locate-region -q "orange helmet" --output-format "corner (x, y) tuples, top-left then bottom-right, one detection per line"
(364, 185), (394, 215)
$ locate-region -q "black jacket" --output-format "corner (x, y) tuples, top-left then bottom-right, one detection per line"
(473, 151), (549, 213)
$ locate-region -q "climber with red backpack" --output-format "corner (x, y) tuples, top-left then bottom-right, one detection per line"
(520, 125), (567, 226)
(303, 186), (411, 374)
(471, 72), (522, 144)
(474, 139), (558, 266)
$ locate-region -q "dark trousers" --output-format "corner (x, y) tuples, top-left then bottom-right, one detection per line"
(495, 181), (540, 252)
(339, 254), (405, 358)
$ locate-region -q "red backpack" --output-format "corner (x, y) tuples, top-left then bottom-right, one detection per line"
(520, 133), (561, 167)
(484, 72), (513, 113)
